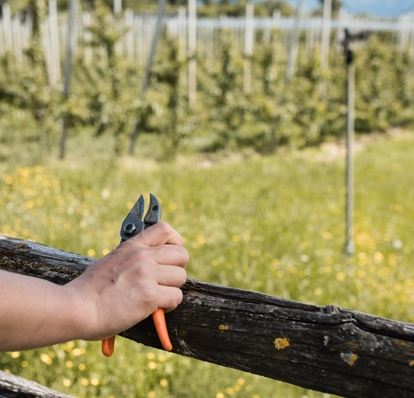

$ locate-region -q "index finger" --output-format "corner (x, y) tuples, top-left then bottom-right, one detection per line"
(130, 222), (185, 247)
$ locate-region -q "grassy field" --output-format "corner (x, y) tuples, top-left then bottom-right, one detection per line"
(1, 126), (414, 397)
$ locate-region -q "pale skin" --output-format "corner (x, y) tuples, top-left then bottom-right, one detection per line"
(0, 222), (189, 352)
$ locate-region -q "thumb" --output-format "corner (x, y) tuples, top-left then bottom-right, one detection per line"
(129, 222), (185, 247)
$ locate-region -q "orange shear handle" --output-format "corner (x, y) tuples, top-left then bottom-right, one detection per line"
(101, 309), (172, 356)
(152, 309), (173, 351)
(102, 336), (116, 357)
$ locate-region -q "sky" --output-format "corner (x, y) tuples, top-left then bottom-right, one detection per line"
(283, 0), (414, 18)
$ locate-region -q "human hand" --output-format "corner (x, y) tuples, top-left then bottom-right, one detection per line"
(65, 222), (188, 341)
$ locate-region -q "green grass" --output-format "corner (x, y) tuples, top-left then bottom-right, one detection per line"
(1, 126), (414, 397)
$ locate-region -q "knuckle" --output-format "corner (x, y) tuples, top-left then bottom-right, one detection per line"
(176, 288), (184, 304)
(177, 267), (187, 285)
(156, 221), (171, 234)
(169, 245), (189, 264)
(140, 284), (158, 308)
(135, 262), (153, 280)
(170, 288), (183, 307)
(128, 245), (152, 263)
(180, 247), (190, 264)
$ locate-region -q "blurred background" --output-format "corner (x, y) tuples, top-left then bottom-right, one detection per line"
(0, 0), (414, 397)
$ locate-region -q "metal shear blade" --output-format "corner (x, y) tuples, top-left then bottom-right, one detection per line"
(120, 194), (161, 242)
(144, 193), (162, 228)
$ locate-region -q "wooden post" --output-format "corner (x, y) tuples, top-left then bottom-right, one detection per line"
(188, 0), (197, 108)
(243, 2), (254, 94)
(2, 235), (414, 398)
(59, 0), (77, 160)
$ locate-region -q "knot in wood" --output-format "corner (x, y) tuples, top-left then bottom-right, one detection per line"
(324, 322), (379, 353)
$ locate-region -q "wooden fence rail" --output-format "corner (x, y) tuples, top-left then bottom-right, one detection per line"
(0, 370), (72, 398)
(1, 234), (414, 397)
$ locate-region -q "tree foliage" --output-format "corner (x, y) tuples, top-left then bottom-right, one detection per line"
(0, 11), (413, 159)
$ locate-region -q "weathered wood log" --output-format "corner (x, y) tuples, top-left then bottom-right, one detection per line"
(1, 235), (414, 398)
(0, 370), (73, 398)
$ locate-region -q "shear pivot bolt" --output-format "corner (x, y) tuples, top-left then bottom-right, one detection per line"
(124, 223), (137, 234)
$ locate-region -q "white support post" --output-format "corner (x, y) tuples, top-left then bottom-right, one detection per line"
(12, 16), (23, 68)
(285, 0), (303, 83)
(135, 16), (143, 67)
(178, 6), (187, 62)
(60, 0), (77, 160)
(129, 0), (166, 155)
(319, 0), (331, 96)
(125, 9), (134, 62)
(48, 0), (61, 87)
(272, 9), (281, 30)
(188, 0), (197, 108)
(409, 12), (414, 58)
(208, 18), (214, 64)
(337, 10), (344, 47)
(114, 0), (122, 15)
(0, 17), (4, 57)
(243, 2), (254, 94)
(272, 10), (281, 50)
(263, 16), (271, 45)
(2, 3), (13, 53)
(305, 18), (313, 52)
(82, 12), (92, 64)
(321, 0), (331, 71)
(114, 0), (122, 56)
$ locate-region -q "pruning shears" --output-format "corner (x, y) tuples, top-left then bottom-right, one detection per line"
(101, 193), (173, 357)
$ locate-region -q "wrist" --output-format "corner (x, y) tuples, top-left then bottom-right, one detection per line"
(61, 281), (99, 342)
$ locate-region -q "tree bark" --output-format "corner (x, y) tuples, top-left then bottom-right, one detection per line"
(1, 235), (414, 398)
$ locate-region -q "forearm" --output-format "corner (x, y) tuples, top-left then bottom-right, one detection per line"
(0, 270), (87, 351)
(0, 223), (188, 352)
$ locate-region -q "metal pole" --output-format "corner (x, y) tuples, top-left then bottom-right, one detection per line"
(344, 42), (355, 256)
(341, 28), (370, 257)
